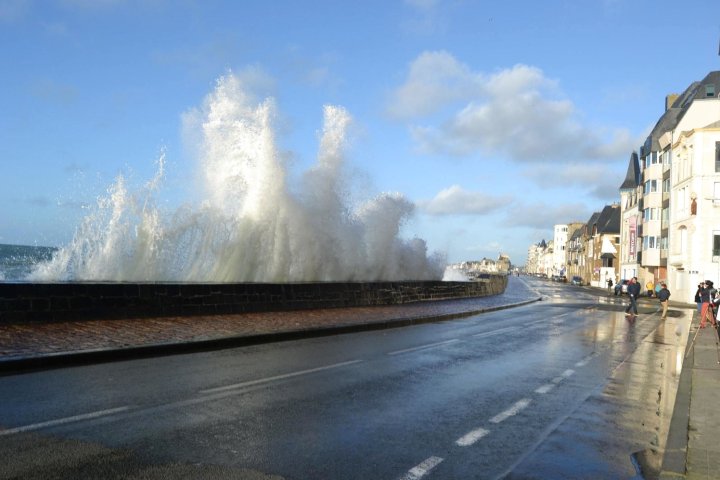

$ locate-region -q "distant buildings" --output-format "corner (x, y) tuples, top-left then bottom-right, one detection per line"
(527, 70), (720, 300)
(447, 253), (512, 278)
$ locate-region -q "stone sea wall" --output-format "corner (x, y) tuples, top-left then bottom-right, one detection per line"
(0, 276), (507, 325)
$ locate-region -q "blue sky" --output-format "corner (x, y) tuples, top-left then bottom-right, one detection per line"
(1, 0), (719, 265)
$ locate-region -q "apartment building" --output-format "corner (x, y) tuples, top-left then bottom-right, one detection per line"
(628, 72), (720, 301)
(619, 152), (641, 281)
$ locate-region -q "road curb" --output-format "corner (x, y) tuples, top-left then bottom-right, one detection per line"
(0, 297), (541, 375)
(658, 312), (695, 479)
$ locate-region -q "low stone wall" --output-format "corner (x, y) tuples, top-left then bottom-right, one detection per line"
(0, 276), (507, 325)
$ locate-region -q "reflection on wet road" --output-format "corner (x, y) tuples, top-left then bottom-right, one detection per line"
(0, 276), (693, 479)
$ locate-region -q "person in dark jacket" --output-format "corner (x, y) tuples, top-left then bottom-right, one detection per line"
(700, 280), (717, 328)
(625, 277), (641, 316)
(694, 283), (703, 314)
(657, 283), (670, 319)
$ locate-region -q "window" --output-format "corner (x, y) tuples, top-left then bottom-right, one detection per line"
(662, 149), (671, 165)
(677, 228), (686, 254)
(643, 236), (657, 249)
(706, 84), (716, 97)
(643, 208), (659, 221)
(644, 180), (657, 194)
(716, 142), (720, 173)
(663, 178), (670, 193)
(714, 233), (720, 257)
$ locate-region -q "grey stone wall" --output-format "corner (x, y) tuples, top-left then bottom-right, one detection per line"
(0, 276), (507, 325)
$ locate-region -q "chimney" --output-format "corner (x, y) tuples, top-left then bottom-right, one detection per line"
(666, 93), (679, 111)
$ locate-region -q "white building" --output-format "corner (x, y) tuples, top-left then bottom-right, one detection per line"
(552, 224), (569, 277)
(619, 152), (641, 281)
(666, 74), (720, 300)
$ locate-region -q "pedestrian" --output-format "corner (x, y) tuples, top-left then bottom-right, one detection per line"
(657, 283), (670, 319)
(625, 277), (641, 316)
(607, 278), (613, 292)
(699, 280), (717, 328)
(694, 283), (703, 314)
(646, 280), (654, 298)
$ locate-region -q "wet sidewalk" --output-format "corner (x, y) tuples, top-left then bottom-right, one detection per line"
(661, 311), (720, 480)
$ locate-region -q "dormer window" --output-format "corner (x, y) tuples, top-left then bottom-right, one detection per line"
(706, 84), (715, 97)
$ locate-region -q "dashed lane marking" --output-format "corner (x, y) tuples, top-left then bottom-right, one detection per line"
(536, 368), (576, 394)
(0, 406), (131, 436)
(398, 456), (444, 480)
(489, 398), (531, 424)
(535, 383), (555, 394)
(388, 339), (460, 356)
(200, 359), (364, 394)
(472, 327), (519, 338)
(455, 427), (490, 446)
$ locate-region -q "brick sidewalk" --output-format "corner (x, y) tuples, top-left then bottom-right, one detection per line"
(0, 296), (536, 362)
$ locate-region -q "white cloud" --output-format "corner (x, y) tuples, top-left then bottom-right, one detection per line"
(522, 163), (624, 201)
(387, 51), (481, 119)
(503, 201), (592, 229)
(389, 52), (637, 163)
(418, 185), (511, 216)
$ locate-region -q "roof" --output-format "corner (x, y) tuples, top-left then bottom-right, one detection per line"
(619, 151), (641, 190)
(643, 71), (720, 153)
(593, 205), (621, 235)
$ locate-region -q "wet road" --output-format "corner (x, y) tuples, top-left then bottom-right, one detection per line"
(0, 277), (693, 479)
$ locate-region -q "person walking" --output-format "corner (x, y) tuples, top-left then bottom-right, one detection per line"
(699, 280), (717, 328)
(657, 283), (671, 319)
(694, 283), (703, 314)
(625, 277), (641, 317)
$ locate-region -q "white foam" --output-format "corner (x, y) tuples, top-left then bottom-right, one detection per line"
(29, 73), (445, 282)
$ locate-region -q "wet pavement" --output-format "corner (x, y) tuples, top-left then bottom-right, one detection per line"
(0, 276), (717, 479)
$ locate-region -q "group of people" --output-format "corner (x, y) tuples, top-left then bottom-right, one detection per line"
(694, 280), (719, 328)
(623, 277), (671, 319)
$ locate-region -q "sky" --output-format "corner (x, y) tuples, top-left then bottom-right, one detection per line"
(1, 0), (719, 266)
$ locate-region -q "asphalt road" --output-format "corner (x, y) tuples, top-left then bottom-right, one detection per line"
(0, 277), (693, 480)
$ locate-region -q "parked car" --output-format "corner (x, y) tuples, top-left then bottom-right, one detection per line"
(614, 280), (628, 295)
(570, 276), (583, 286)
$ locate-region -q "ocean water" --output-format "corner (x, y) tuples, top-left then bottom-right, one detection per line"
(0, 244), (57, 282)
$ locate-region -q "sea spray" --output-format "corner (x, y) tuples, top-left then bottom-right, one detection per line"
(29, 73), (445, 282)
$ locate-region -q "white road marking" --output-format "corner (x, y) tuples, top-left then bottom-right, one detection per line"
(388, 339), (460, 356)
(560, 369), (575, 378)
(535, 383), (555, 394)
(575, 352), (599, 367)
(472, 327), (518, 338)
(200, 359), (364, 394)
(455, 427), (490, 446)
(0, 406), (130, 436)
(399, 456), (444, 480)
(489, 398), (531, 424)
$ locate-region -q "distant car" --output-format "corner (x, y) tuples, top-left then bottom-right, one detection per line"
(570, 276), (583, 286)
(614, 280), (628, 295)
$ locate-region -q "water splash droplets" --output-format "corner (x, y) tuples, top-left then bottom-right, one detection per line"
(30, 73), (444, 282)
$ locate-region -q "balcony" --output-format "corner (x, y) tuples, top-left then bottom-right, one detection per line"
(668, 253), (684, 267)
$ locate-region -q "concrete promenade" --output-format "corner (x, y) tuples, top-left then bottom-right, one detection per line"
(0, 291), (717, 479)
